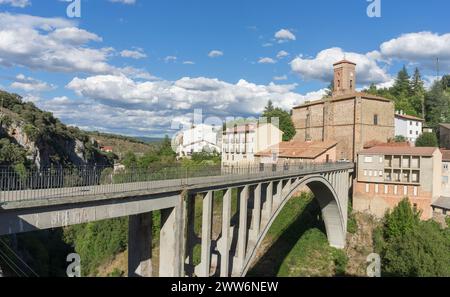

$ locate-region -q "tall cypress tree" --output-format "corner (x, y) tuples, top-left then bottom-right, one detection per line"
(410, 68), (426, 117)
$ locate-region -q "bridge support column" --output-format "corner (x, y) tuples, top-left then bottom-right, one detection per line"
(273, 180), (283, 209)
(263, 181), (273, 220)
(159, 196), (185, 277)
(185, 193), (197, 276)
(235, 185), (249, 275)
(128, 212), (153, 277)
(195, 191), (213, 277)
(219, 188), (232, 277)
(250, 183), (262, 242)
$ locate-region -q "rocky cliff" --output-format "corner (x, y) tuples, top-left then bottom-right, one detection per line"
(0, 90), (111, 169)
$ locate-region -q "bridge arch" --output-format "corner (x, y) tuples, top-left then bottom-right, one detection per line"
(240, 174), (346, 276)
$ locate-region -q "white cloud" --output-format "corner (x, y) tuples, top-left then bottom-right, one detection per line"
(208, 50), (223, 58)
(276, 50), (289, 59)
(258, 57), (276, 64)
(120, 49), (147, 59)
(381, 32), (450, 61)
(290, 47), (391, 84)
(0, 0), (30, 8)
(10, 74), (56, 92)
(274, 29), (296, 43)
(183, 61), (195, 65)
(0, 13), (151, 78)
(164, 55), (177, 63)
(66, 74), (314, 116)
(109, 0), (136, 4)
(273, 75), (288, 81)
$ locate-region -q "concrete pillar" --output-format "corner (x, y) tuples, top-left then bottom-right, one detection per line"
(185, 194), (196, 275)
(159, 196), (185, 277)
(265, 181), (273, 216)
(195, 191), (213, 277)
(237, 185), (249, 271)
(274, 180), (283, 209)
(128, 212), (152, 277)
(251, 183), (262, 239)
(220, 188), (232, 277)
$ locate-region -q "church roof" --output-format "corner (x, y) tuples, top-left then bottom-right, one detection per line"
(293, 92), (392, 109)
(333, 59), (357, 66)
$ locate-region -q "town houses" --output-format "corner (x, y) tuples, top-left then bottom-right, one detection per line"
(181, 59), (449, 220)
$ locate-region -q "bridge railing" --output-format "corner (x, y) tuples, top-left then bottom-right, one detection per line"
(0, 162), (353, 203)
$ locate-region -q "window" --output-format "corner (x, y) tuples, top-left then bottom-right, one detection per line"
(403, 186), (408, 196)
(363, 170), (368, 176)
(394, 185), (398, 195)
(443, 176), (449, 184)
(373, 114), (378, 125)
(416, 122), (419, 126)
(410, 130), (413, 135)
(413, 187), (418, 196)
(369, 170), (373, 177)
(416, 131), (419, 135)
(379, 171), (383, 177)
(350, 80), (353, 89)
(384, 185), (389, 194)
(375, 184), (379, 194)
(365, 184), (370, 193)
(410, 121), (413, 125)
(444, 164), (449, 171)
(379, 156), (383, 163)
(364, 156), (373, 163)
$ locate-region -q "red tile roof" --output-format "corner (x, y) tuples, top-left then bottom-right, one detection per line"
(359, 146), (439, 157)
(395, 113), (424, 122)
(255, 140), (337, 159)
(441, 150), (450, 161)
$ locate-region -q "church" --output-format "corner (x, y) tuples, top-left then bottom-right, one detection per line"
(291, 60), (395, 161)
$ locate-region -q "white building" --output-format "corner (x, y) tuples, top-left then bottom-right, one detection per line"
(175, 124), (220, 157)
(394, 111), (424, 143)
(221, 122), (283, 168)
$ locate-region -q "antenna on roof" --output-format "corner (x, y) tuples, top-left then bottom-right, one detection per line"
(435, 57), (440, 81)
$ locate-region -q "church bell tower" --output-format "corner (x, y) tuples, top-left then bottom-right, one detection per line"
(333, 60), (356, 96)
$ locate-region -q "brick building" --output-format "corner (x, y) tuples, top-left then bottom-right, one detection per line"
(354, 145), (442, 220)
(291, 60), (395, 161)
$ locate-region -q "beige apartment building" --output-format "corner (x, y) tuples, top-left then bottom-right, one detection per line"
(291, 60), (395, 161)
(353, 145), (442, 220)
(221, 122), (283, 168)
(431, 150), (450, 216)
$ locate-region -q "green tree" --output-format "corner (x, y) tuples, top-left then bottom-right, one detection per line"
(264, 100), (275, 113)
(391, 66), (415, 115)
(383, 198), (420, 240)
(383, 221), (450, 277)
(323, 80), (334, 98)
(425, 80), (450, 128)
(415, 132), (438, 147)
(262, 104), (296, 141)
(410, 68), (426, 117)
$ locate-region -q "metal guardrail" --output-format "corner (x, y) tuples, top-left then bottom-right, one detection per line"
(0, 162), (353, 204)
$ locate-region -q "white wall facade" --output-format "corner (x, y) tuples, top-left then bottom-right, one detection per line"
(176, 124), (220, 157)
(395, 116), (423, 143)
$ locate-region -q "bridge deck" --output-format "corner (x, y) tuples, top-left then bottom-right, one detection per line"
(1, 163), (353, 209)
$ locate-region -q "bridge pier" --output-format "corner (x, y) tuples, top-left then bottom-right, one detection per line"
(195, 191), (213, 277)
(159, 196), (185, 277)
(128, 212), (153, 277)
(219, 188), (232, 277)
(234, 185), (249, 275)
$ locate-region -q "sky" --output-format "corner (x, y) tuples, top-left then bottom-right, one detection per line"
(0, 0), (449, 137)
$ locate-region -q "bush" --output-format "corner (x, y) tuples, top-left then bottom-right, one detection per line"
(375, 198), (450, 277)
(415, 132), (438, 147)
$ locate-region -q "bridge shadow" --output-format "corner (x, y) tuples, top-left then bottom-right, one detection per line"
(246, 197), (326, 277)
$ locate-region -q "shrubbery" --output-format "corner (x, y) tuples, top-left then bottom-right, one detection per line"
(374, 198), (450, 277)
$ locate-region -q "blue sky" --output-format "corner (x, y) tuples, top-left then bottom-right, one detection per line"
(0, 0), (449, 137)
